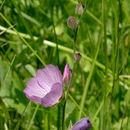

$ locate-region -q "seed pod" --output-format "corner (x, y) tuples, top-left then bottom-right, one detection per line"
(67, 16), (77, 29)
(74, 53), (82, 61)
(75, 2), (84, 16)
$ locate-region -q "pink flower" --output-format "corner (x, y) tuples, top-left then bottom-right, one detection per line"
(62, 64), (71, 86)
(23, 65), (63, 107)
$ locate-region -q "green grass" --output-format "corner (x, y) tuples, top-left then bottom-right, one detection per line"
(0, 0), (130, 130)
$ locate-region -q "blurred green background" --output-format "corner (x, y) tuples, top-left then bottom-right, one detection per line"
(0, 0), (130, 130)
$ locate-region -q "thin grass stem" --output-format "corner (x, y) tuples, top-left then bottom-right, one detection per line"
(0, 13), (46, 67)
(109, 0), (121, 121)
(78, 33), (102, 120)
(28, 104), (39, 130)
(0, 0), (6, 10)
(1, 25), (129, 87)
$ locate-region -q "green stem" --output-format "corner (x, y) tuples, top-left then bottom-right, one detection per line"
(0, 0), (6, 10)
(120, 104), (127, 130)
(0, 13), (46, 67)
(61, 1), (89, 127)
(57, 104), (61, 130)
(15, 101), (31, 130)
(109, 0), (121, 121)
(28, 104), (39, 130)
(51, 7), (60, 130)
(66, 27), (78, 98)
(62, 27), (78, 130)
(51, 6), (59, 65)
(0, 25), (130, 87)
(78, 33), (102, 120)
(62, 101), (66, 130)
(92, 85), (111, 123)
(102, 0), (108, 129)
(68, 94), (86, 116)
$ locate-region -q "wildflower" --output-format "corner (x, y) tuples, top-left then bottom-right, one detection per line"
(71, 117), (92, 130)
(74, 53), (82, 61)
(67, 16), (77, 29)
(23, 65), (63, 107)
(63, 64), (71, 86)
(75, 2), (84, 16)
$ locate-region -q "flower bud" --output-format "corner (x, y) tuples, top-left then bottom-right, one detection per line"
(63, 64), (71, 86)
(71, 117), (92, 130)
(74, 53), (82, 61)
(67, 16), (77, 29)
(75, 2), (84, 16)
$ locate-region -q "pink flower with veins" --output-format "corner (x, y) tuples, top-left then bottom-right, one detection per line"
(24, 64), (63, 107)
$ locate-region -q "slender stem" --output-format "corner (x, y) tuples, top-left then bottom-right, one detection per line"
(0, 13), (46, 67)
(51, 7), (60, 130)
(0, 25), (130, 86)
(120, 104), (127, 130)
(62, 27), (78, 130)
(102, 0), (108, 129)
(57, 104), (61, 130)
(65, 0), (88, 100)
(61, 1), (88, 127)
(51, 7), (59, 65)
(62, 1), (91, 129)
(68, 94), (86, 116)
(126, 113), (129, 130)
(0, 0), (6, 10)
(66, 27), (78, 98)
(102, 0), (108, 74)
(78, 34), (102, 120)
(15, 101), (31, 130)
(62, 101), (66, 130)
(28, 104), (39, 130)
(109, 0), (121, 119)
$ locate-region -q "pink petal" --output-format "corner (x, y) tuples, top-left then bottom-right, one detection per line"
(41, 83), (63, 107)
(25, 95), (42, 103)
(36, 69), (53, 91)
(63, 63), (71, 85)
(45, 65), (62, 84)
(23, 78), (47, 103)
(36, 65), (62, 90)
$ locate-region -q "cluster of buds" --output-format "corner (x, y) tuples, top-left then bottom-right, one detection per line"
(67, 2), (84, 29)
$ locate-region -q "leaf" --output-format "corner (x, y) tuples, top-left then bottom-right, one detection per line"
(25, 64), (36, 77)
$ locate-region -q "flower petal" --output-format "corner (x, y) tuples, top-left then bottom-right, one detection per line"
(63, 63), (71, 85)
(36, 65), (62, 90)
(45, 65), (62, 84)
(36, 69), (53, 91)
(23, 78), (47, 103)
(71, 117), (92, 130)
(41, 83), (62, 107)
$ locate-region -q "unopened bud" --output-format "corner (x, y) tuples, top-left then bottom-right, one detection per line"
(67, 16), (77, 29)
(63, 64), (71, 86)
(75, 3), (84, 15)
(74, 53), (82, 61)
